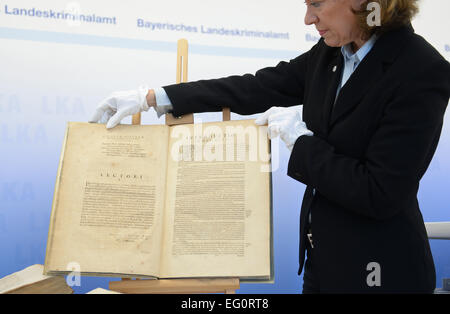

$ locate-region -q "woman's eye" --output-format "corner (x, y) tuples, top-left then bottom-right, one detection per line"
(304, 0), (322, 8)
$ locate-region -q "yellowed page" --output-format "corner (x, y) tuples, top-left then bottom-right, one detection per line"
(44, 122), (168, 277)
(160, 119), (272, 279)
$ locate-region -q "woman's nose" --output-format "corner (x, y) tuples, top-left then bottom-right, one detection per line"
(304, 8), (318, 25)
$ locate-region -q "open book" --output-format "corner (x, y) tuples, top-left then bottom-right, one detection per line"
(44, 120), (273, 281)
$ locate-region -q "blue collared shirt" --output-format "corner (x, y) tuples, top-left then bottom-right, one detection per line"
(336, 35), (377, 98)
(153, 86), (174, 118)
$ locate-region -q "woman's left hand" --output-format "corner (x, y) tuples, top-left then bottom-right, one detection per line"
(255, 106), (314, 152)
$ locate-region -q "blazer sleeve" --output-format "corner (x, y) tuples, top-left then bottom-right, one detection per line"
(162, 43), (320, 117)
(288, 58), (450, 221)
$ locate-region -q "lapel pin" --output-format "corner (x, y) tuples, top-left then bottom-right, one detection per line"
(332, 65), (337, 72)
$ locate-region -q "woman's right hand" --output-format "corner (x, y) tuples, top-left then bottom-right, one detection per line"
(89, 86), (155, 129)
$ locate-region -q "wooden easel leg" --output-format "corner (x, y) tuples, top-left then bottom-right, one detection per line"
(165, 38), (194, 126)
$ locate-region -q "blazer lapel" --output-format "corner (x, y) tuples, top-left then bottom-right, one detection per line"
(305, 47), (343, 137)
(330, 53), (383, 127)
(329, 24), (415, 129)
(322, 50), (344, 134)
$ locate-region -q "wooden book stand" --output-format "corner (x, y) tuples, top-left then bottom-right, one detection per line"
(109, 39), (238, 294)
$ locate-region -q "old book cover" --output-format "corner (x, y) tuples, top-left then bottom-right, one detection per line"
(0, 264), (73, 294)
(44, 120), (273, 281)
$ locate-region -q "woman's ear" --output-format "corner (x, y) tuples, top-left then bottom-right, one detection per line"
(351, 0), (368, 11)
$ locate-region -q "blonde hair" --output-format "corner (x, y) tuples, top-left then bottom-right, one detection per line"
(354, 0), (420, 39)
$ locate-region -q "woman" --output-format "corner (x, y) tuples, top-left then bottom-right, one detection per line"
(90, 0), (450, 293)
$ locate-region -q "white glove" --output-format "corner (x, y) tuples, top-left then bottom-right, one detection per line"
(89, 85), (150, 129)
(255, 106), (313, 152)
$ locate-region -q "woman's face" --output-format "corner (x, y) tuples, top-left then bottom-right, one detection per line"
(304, 0), (366, 49)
